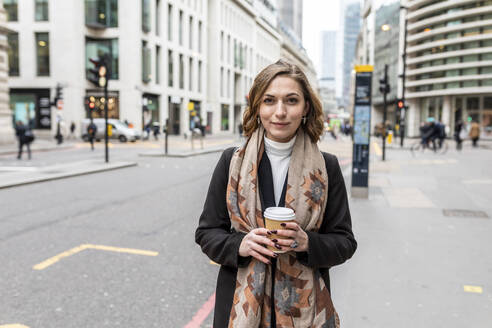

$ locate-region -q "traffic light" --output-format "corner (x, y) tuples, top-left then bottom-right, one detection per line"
(379, 75), (390, 94)
(87, 56), (109, 87)
(397, 99), (404, 110)
(55, 84), (63, 100)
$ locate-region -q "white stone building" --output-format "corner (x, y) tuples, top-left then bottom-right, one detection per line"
(6, 0), (313, 138)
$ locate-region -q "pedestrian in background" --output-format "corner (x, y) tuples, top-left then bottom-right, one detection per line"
(69, 121), (76, 139)
(196, 60), (356, 327)
(454, 120), (464, 151)
(469, 121), (480, 147)
(15, 121), (33, 160)
(87, 121), (97, 151)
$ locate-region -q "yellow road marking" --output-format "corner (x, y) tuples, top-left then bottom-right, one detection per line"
(33, 244), (89, 270)
(210, 260), (220, 266)
(33, 244), (158, 270)
(0, 325), (30, 328)
(372, 141), (382, 156)
(464, 285), (483, 294)
(85, 244), (158, 256)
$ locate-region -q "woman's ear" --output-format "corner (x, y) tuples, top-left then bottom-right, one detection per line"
(303, 101), (310, 116)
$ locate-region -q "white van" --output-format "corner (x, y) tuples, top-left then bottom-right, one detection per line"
(81, 118), (141, 142)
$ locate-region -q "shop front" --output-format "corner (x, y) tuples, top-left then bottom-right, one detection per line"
(168, 96), (181, 135)
(142, 93), (160, 130)
(10, 89), (51, 130)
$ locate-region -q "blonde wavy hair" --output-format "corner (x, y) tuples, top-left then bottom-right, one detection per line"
(243, 59), (324, 143)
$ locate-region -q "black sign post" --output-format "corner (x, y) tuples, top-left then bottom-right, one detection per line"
(351, 65), (373, 199)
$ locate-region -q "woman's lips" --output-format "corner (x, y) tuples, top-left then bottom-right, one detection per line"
(271, 122), (289, 127)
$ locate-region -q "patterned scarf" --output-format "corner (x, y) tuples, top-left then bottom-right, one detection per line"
(226, 126), (339, 327)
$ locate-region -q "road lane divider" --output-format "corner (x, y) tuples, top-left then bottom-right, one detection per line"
(372, 141), (382, 156)
(33, 244), (158, 270)
(463, 285), (483, 294)
(184, 293), (215, 328)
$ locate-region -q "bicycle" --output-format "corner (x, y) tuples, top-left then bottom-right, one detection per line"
(410, 138), (448, 156)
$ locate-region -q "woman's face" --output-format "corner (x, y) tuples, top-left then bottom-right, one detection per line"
(259, 76), (309, 143)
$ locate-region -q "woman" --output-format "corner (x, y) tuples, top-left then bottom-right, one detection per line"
(195, 60), (356, 327)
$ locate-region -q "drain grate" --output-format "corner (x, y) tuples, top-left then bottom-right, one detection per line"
(442, 209), (489, 218)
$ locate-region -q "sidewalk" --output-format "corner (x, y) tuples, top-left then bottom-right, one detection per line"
(0, 138), (75, 156)
(333, 142), (492, 327)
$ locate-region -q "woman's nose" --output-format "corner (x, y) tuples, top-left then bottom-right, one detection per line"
(274, 101), (287, 116)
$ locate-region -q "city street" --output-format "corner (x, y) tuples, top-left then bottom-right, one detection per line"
(0, 136), (490, 327)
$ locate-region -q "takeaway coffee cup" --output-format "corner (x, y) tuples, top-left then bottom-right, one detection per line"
(264, 207), (296, 253)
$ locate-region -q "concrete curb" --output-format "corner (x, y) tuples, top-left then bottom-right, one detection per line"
(0, 161), (137, 189)
(138, 145), (237, 158)
(0, 145), (75, 156)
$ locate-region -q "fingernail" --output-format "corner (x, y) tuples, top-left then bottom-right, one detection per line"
(270, 230), (277, 234)
(275, 244), (282, 250)
(267, 231), (272, 235)
(267, 261), (271, 265)
(281, 223), (286, 227)
(272, 239), (278, 243)
(273, 253), (278, 258)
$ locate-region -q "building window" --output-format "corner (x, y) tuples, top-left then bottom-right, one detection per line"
(156, 0), (161, 35)
(179, 54), (184, 89)
(168, 50), (173, 87)
(35, 0), (49, 21)
(142, 41), (151, 83)
(227, 35), (231, 63)
(198, 60), (202, 92)
(86, 38), (119, 79)
(142, 0), (151, 32)
(189, 16), (194, 50)
(220, 67), (224, 97)
(85, 0), (118, 28)
(221, 104), (229, 130)
(156, 45), (161, 84)
(7, 33), (19, 76)
(198, 21), (202, 53)
(220, 31), (224, 61)
(189, 58), (193, 91)
(4, 0), (17, 21)
(36, 32), (50, 76)
(168, 4), (173, 41)
(179, 10), (183, 45)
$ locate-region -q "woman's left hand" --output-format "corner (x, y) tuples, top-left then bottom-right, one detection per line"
(271, 222), (309, 252)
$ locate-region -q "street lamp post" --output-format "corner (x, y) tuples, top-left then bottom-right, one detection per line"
(399, 6), (409, 148)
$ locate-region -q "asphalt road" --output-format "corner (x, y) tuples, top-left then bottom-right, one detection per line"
(1, 137), (491, 328)
(0, 147), (225, 327)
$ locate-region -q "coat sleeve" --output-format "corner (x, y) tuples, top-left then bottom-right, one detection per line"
(195, 148), (251, 268)
(296, 153), (357, 268)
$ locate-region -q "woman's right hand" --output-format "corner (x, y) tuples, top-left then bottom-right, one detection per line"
(238, 228), (278, 264)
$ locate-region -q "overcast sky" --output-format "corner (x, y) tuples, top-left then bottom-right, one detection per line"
(302, 1), (341, 75)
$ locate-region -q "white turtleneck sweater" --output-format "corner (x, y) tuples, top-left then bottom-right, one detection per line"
(264, 135), (296, 206)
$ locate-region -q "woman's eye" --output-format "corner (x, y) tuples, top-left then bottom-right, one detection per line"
(287, 98), (298, 104)
(263, 98), (273, 104)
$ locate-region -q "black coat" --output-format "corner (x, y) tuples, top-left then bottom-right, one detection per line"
(195, 147), (357, 327)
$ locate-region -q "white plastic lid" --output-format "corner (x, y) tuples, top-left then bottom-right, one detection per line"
(264, 207), (295, 221)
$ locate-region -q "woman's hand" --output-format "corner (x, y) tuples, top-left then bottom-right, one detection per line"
(239, 228), (278, 264)
(272, 222), (309, 252)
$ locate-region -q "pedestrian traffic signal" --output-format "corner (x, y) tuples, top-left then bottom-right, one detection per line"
(397, 99), (404, 109)
(55, 84), (63, 100)
(87, 56), (109, 88)
(379, 76), (390, 94)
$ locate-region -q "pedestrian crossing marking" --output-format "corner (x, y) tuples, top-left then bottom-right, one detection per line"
(463, 285), (483, 294)
(0, 325), (30, 328)
(33, 244), (158, 270)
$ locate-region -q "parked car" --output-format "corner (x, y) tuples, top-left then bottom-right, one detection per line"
(81, 118), (141, 142)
